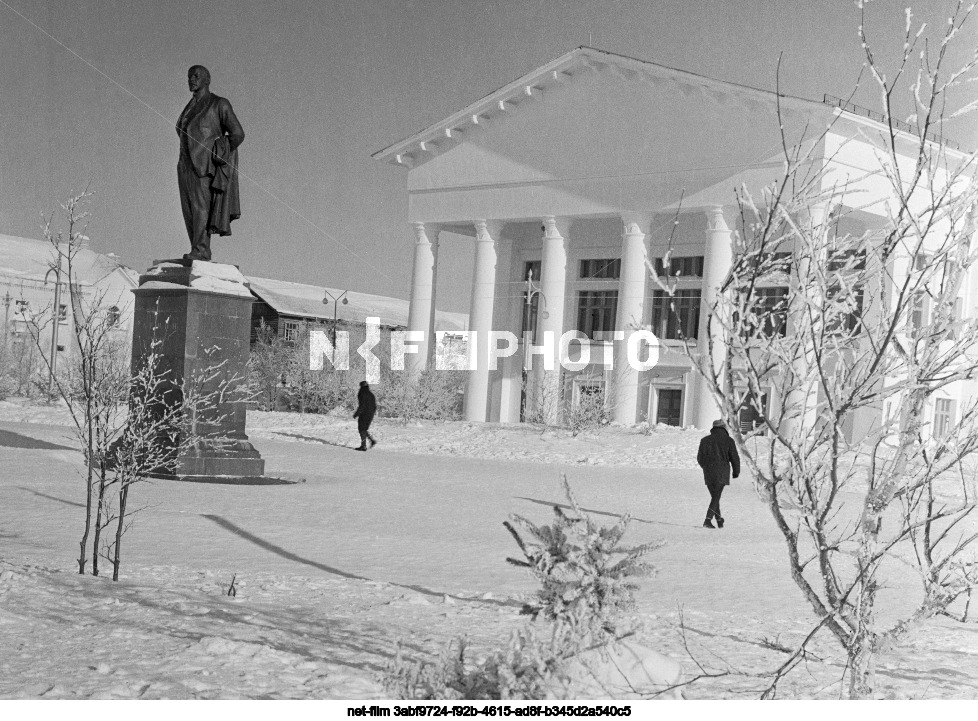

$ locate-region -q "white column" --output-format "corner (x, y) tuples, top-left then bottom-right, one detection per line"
(426, 229), (441, 370)
(613, 213), (650, 424)
(536, 216), (569, 424)
(406, 222), (439, 376)
(692, 206), (734, 429)
(463, 219), (500, 422)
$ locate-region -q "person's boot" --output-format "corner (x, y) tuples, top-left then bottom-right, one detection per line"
(716, 516), (725, 528)
(355, 445), (367, 451)
(703, 519), (716, 529)
(368, 435), (377, 448)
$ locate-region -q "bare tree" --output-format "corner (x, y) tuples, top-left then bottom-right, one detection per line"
(23, 192), (128, 574)
(656, 3), (978, 698)
(25, 192), (234, 580)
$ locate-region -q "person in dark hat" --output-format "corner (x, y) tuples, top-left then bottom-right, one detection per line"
(353, 381), (377, 451)
(696, 419), (740, 528)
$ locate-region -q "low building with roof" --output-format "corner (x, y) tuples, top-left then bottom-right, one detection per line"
(1, 232), (138, 380)
(246, 275), (468, 364)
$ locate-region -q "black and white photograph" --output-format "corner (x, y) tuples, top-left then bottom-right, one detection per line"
(1, 0), (978, 708)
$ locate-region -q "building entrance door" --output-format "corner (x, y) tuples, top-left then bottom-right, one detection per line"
(656, 388), (683, 426)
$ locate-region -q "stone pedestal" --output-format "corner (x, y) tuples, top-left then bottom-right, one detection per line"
(131, 259), (265, 482)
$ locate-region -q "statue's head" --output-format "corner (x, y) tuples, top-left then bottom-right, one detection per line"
(187, 65), (211, 91)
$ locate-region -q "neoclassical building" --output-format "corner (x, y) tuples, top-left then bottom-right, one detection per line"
(373, 47), (973, 429)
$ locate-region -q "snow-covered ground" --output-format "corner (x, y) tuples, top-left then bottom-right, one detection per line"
(1, 399), (977, 700)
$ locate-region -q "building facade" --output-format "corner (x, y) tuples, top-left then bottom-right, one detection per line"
(1, 232), (138, 383)
(374, 47), (975, 430)
(246, 275), (468, 365)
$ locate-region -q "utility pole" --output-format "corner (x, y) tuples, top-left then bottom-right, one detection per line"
(43, 242), (65, 396)
(322, 289), (349, 364)
(2, 290), (11, 353)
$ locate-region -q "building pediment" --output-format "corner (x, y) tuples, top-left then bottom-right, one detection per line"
(373, 47), (823, 172)
(373, 48), (840, 219)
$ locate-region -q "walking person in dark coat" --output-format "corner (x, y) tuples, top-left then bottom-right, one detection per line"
(353, 381), (377, 451)
(696, 419), (740, 528)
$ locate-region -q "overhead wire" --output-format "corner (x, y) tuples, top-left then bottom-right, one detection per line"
(0, 0), (397, 283)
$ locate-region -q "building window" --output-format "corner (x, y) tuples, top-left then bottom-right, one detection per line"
(910, 291), (928, 333)
(828, 248), (867, 272)
(579, 258), (621, 279)
(106, 306), (121, 327)
(577, 290), (618, 341)
(934, 398), (955, 439)
(58, 304), (68, 324)
(655, 388), (683, 426)
(826, 286), (864, 335)
(15, 299), (29, 315)
(282, 319), (301, 344)
(521, 292), (540, 343)
(57, 344), (66, 352)
(760, 251), (793, 274)
(654, 256), (704, 277)
(746, 287), (789, 338)
(739, 390), (768, 433)
(843, 289), (864, 334)
(651, 290), (700, 340)
(573, 378), (606, 409)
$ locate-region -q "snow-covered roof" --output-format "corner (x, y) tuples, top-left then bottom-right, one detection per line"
(0, 232), (139, 288)
(246, 276), (468, 332)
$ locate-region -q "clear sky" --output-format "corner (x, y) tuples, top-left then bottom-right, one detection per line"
(1, 0), (975, 312)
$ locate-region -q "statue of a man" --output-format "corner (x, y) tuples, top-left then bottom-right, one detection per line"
(176, 65), (245, 262)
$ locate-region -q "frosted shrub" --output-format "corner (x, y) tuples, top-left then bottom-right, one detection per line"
(384, 623), (584, 700)
(504, 476), (662, 633)
(378, 367), (465, 422)
(0, 373), (14, 401)
(384, 477), (666, 701)
(566, 387), (611, 436)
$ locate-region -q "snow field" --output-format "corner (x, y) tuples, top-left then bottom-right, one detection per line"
(1, 403), (977, 699)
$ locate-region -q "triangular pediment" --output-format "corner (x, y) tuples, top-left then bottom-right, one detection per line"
(376, 48), (971, 223)
(373, 48), (837, 216)
(373, 47), (823, 172)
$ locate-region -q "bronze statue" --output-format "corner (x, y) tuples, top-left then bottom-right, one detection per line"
(176, 65), (245, 262)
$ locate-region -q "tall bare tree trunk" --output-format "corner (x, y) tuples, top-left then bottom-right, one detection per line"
(112, 482), (130, 582)
(78, 406), (95, 574)
(848, 632), (877, 699)
(92, 464), (108, 577)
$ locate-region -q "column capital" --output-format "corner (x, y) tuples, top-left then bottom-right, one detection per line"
(705, 206), (733, 233)
(474, 219), (504, 241)
(620, 212), (652, 236)
(542, 215), (571, 240)
(412, 222), (442, 244)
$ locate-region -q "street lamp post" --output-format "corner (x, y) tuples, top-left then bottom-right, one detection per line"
(521, 269), (548, 421)
(322, 289), (349, 364)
